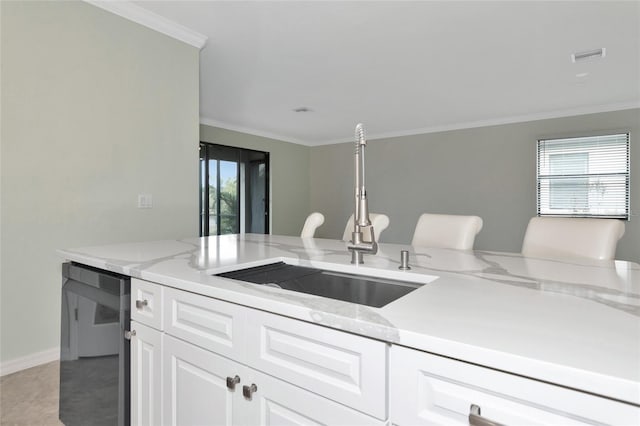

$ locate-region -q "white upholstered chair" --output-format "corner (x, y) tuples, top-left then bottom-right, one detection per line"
(342, 213), (390, 243)
(411, 213), (483, 250)
(300, 212), (325, 238)
(521, 217), (625, 260)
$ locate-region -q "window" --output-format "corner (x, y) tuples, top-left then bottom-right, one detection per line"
(537, 133), (630, 219)
(199, 143), (269, 236)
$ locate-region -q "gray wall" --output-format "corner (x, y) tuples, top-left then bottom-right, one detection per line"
(310, 109), (640, 262)
(1, 1), (636, 368)
(1, 1), (200, 365)
(200, 125), (310, 236)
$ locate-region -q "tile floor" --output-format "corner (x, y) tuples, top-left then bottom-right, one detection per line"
(0, 362), (62, 426)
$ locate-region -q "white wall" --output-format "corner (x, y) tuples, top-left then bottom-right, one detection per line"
(0, 1), (200, 366)
(310, 109), (640, 262)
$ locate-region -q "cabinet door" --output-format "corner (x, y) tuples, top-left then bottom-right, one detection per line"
(131, 321), (162, 426)
(242, 368), (386, 426)
(390, 345), (640, 425)
(162, 334), (244, 426)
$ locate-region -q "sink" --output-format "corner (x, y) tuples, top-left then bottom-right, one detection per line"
(216, 261), (423, 308)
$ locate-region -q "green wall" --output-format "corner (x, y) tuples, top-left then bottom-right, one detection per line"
(200, 125), (311, 236)
(310, 109), (640, 262)
(1, 1), (200, 365)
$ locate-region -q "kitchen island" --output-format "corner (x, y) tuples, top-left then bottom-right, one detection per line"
(59, 234), (640, 424)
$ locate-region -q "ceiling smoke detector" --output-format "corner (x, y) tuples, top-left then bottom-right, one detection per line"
(571, 48), (606, 63)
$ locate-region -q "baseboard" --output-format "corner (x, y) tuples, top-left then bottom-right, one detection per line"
(0, 347), (60, 377)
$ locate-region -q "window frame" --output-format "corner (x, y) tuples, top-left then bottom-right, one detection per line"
(536, 132), (630, 220)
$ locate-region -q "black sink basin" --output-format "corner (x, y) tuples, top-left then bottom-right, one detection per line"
(216, 261), (421, 308)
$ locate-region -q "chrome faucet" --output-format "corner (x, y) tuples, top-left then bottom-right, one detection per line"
(348, 123), (377, 264)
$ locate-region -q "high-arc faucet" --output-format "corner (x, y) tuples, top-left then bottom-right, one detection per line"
(348, 123), (378, 264)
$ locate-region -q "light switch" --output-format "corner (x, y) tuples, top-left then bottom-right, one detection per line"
(137, 194), (153, 209)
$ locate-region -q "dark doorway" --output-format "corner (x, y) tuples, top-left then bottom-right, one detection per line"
(199, 143), (269, 236)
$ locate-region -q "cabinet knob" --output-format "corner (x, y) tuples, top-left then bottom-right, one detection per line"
(226, 375), (241, 390)
(469, 404), (504, 426)
(136, 299), (148, 309)
(242, 383), (258, 400)
(124, 330), (136, 340)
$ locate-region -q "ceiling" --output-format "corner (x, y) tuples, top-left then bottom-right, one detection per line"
(131, 1), (640, 145)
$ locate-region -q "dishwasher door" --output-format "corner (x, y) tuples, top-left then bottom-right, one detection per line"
(59, 263), (130, 426)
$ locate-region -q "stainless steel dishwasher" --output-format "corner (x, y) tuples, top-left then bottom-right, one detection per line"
(59, 262), (131, 426)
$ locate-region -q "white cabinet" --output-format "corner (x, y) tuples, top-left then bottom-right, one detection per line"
(245, 308), (387, 420)
(130, 279), (164, 426)
(131, 278), (163, 330)
(244, 367), (385, 426)
(162, 333), (385, 426)
(132, 279), (639, 426)
(390, 345), (640, 426)
(130, 322), (162, 426)
(162, 334), (242, 426)
(163, 286), (245, 361)
(131, 280), (385, 426)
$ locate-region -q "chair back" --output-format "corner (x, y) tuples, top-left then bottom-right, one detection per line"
(300, 212), (325, 238)
(521, 217), (625, 260)
(342, 213), (390, 242)
(411, 213), (483, 250)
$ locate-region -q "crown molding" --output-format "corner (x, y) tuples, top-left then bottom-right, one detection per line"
(316, 101), (640, 146)
(203, 102), (639, 147)
(85, 1), (207, 49)
(200, 117), (313, 146)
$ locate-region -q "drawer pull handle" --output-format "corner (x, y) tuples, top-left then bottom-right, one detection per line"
(124, 330), (136, 340)
(226, 375), (241, 390)
(469, 404), (504, 426)
(136, 299), (148, 309)
(242, 383), (257, 400)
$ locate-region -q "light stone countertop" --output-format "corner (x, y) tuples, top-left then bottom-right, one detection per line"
(58, 234), (640, 406)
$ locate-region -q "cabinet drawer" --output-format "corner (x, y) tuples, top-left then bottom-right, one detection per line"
(163, 287), (244, 361)
(131, 279), (163, 330)
(245, 309), (387, 420)
(390, 345), (640, 425)
(245, 366), (386, 426)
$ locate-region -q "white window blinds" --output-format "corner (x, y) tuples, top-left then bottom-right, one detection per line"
(537, 133), (630, 219)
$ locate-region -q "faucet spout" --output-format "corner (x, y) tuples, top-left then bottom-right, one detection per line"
(348, 123), (377, 264)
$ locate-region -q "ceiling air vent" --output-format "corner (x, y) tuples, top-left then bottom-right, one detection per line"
(571, 48), (606, 63)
